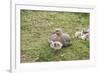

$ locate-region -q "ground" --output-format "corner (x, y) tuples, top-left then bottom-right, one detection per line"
(20, 10), (89, 63)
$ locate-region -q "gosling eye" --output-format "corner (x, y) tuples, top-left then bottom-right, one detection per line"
(54, 43), (57, 47)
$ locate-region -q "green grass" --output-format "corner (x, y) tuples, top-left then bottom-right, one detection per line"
(20, 10), (90, 63)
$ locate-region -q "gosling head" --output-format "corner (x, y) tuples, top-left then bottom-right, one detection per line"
(50, 41), (63, 50)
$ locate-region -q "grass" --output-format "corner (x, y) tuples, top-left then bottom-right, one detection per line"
(20, 10), (90, 63)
